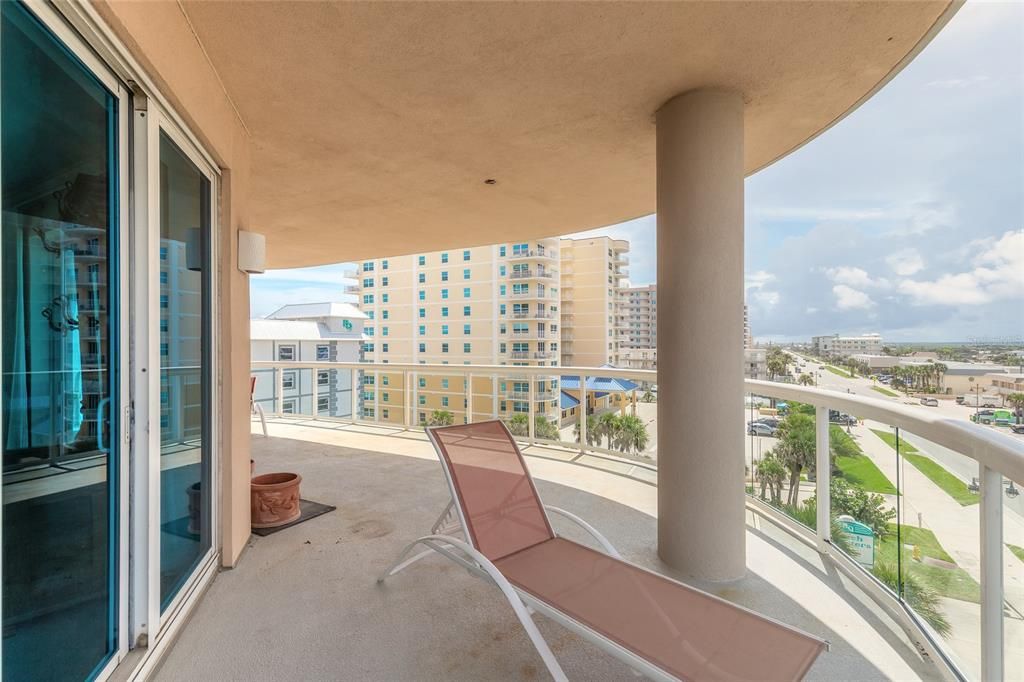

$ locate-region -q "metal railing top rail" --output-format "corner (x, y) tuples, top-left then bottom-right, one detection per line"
(252, 360), (656, 382)
(746, 379), (1024, 484)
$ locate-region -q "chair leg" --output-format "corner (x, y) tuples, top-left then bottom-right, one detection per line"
(254, 402), (268, 437)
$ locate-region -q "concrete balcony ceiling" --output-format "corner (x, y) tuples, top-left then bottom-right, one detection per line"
(174, 1), (953, 268)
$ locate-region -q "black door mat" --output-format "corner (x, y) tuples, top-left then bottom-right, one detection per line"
(251, 499), (337, 537)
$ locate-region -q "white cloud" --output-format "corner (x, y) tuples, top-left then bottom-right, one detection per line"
(832, 285), (875, 310)
(752, 290), (780, 307)
(897, 230), (1023, 306)
(885, 248), (925, 276)
(926, 75), (990, 89)
(824, 266), (891, 289)
(745, 270), (776, 289)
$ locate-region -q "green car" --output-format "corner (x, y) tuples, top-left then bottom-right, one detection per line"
(972, 409), (1012, 426)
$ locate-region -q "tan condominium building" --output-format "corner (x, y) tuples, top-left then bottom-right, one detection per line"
(619, 284), (657, 350)
(357, 239), (562, 426)
(559, 237), (629, 367)
(744, 303), (752, 349)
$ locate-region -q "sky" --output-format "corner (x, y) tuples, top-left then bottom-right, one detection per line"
(252, 1), (1023, 343)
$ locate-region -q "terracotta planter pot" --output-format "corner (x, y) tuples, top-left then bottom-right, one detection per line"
(251, 473), (302, 528)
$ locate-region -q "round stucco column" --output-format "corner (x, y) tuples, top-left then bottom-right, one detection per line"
(656, 89), (745, 581)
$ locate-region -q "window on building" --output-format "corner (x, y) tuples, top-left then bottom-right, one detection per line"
(418, 343), (426, 353)
(382, 392), (389, 403)
(442, 343), (449, 353)
(463, 343), (471, 353)
(382, 310), (389, 320)
(318, 371), (329, 386)
(499, 245), (506, 257)
(500, 343), (507, 353)
(363, 343), (374, 353)
(499, 265), (506, 276)
(418, 290), (425, 301)
(463, 324), (471, 335)
(419, 395), (426, 406)
(441, 307), (449, 317)
(382, 293), (389, 303)
(499, 285), (506, 296)
(463, 250), (471, 261)
(441, 289), (449, 299)
(160, 271), (168, 284)
(160, 319), (169, 332)
(160, 246), (168, 260)
(365, 327), (374, 336)
(382, 375), (389, 385)
(316, 344), (330, 360)
(442, 396), (449, 407)
(382, 343), (389, 353)
(363, 294), (374, 304)
(381, 408), (389, 419)
(442, 378), (449, 389)
(282, 372), (296, 390)
(463, 287), (471, 298)
(362, 277), (374, 288)
(278, 345), (296, 361)
(441, 252), (449, 263)
(442, 324), (449, 335)
(318, 396), (329, 414)
(418, 255), (426, 266)
(160, 342), (168, 357)
(419, 307), (425, 318)
(381, 276), (389, 287)
(499, 304), (506, 315)
(463, 268), (470, 280)
(362, 261), (374, 272)
(160, 294), (168, 309)
(463, 305), (471, 316)
(441, 271), (449, 282)
(418, 272), (425, 284)
(282, 399), (296, 414)
(381, 259), (389, 270)
(418, 324), (425, 335)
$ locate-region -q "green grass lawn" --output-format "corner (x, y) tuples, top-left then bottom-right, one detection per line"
(824, 365), (852, 378)
(876, 524), (980, 603)
(1009, 544), (1024, 563)
(830, 426), (897, 494)
(871, 385), (899, 398)
(871, 429), (980, 506)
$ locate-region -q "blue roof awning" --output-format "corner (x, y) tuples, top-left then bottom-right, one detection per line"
(561, 375), (639, 393)
(560, 390), (581, 410)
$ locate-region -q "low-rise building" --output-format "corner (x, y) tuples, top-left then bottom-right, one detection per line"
(619, 347), (657, 371)
(811, 333), (882, 357)
(986, 373), (1024, 400)
(744, 348), (767, 380)
(251, 303), (367, 418)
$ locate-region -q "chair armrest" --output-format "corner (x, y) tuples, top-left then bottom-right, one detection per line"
(544, 505), (622, 559)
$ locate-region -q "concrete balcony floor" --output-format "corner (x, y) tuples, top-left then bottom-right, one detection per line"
(156, 419), (940, 681)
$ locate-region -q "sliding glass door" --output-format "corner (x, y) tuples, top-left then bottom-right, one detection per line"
(1, 2), (124, 679)
(156, 132), (213, 612)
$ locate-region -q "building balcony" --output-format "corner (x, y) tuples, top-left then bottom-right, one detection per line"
(512, 310), (556, 320)
(508, 249), (557, 262)
(510, 269), (556, 280)
(509, 350), (530, 359)
(177, 354), (1024, 681)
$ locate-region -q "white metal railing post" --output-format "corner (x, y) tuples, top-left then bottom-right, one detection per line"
(980, 464), (1004, 682)
(815, 405), (830, 552)
(528, 381), (535, 444)
(275, 367), (284, 416)
(579, 375), (587, 455)
(466, 374), (473, 424)
(311, 367), (319, 418)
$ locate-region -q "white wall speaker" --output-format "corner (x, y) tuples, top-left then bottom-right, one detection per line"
(238, 230), (266, 274)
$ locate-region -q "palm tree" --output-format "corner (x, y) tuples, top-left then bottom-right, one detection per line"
(1007, 392), (1024, 423)
(775, 413), (816, 506)
(797, 373), (814, 386)
(533, 415), (559, 440)
(428, 409), (454, 426)
(757, 453), (786, 506)
(612, 414), (649, 454)
(596, 411), (621, 448)
(573, 414), (600, 446)
(505, 413), (529, 436)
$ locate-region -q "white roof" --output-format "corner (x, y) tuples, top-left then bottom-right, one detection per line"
(266, 302), (367, 320)
(251, 318), (357, 341)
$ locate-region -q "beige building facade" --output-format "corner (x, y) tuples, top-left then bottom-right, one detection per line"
(560, 237), (629, 367)
(619, 284), (657, 352)
(357, 240), (562, 426)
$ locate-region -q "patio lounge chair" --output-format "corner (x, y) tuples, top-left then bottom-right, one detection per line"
(378, 420), (828, 681)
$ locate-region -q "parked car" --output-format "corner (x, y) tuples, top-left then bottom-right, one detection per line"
(993, 410), (1013, 426)
(919, 397), (939, 407)
(748, 417), (780, 429)
(828, 410), (857, 425)
(955, 396), (966, 405)
(1011, 424), (1024, 435)
(971, 410), (996, 425)
(748, 423), (777, 437)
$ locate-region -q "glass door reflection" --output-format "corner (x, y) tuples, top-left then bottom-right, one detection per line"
(157, 132), (212, 611)
(1, 2), (120, 679)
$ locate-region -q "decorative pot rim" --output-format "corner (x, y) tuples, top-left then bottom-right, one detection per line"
(251, 472), (302, 489)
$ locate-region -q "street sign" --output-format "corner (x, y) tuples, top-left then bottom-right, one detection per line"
(837, 515), (875, 567)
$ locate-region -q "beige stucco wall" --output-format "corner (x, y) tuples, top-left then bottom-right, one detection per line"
(93, 1), (253, 567)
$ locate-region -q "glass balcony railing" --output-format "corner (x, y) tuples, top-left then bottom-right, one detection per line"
(249, 360), (1022, 681)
